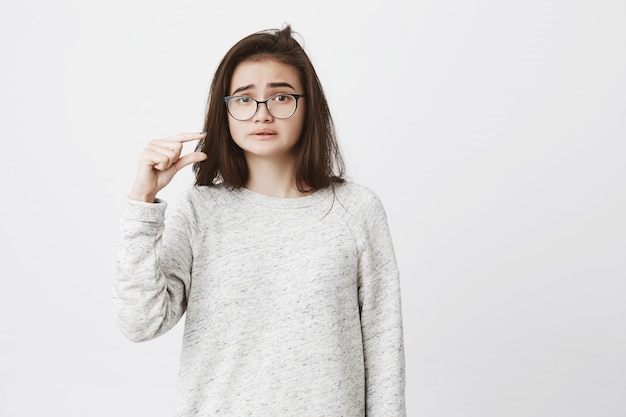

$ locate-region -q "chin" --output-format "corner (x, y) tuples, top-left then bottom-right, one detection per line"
(243, 145), (297, 160)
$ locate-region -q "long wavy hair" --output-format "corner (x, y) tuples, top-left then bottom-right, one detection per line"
(193, 25), (345, 192)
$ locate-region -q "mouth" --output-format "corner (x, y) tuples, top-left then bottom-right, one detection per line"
(251, 129), (277, 138)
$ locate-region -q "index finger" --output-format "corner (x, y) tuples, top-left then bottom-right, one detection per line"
(164, 132), (207, 143)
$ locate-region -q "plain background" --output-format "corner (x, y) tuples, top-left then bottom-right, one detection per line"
(1, 0), (625, 416)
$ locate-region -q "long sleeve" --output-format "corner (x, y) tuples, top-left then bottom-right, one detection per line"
(356, 193), (406, 417)
(113, 183), (405, 415)
(113, 198), (192, 342)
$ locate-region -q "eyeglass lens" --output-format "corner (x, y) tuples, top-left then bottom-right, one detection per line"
(228, 95), (298, 120)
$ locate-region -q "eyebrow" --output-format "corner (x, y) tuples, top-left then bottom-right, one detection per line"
(231, 82), (296, 95)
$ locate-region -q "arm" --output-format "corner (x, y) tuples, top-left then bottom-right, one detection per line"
(113, 197), (192, 342)
(357, 194), (406, 416)
(113, 132), (207, 342)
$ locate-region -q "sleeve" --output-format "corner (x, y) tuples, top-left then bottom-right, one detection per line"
(112, 197), (193, 342)
(356, 193), (406, 417)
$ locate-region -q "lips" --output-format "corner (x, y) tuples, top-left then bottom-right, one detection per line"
(251, 129), (277, 138)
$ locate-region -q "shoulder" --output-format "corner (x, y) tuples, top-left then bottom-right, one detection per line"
(331, 182), (395, 258)
(330, 181), (391, 240)
(182, 183), (233, 208)
(333, 181), (387, 218)
(167, 183), (235, 223)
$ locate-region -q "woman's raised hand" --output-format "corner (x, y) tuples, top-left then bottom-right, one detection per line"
(128, 132), (208, 203)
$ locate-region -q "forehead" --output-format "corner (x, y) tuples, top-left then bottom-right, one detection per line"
(230, 59), (302, 92)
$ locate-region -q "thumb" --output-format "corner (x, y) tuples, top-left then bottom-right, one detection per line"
(174, 152), (208, 171)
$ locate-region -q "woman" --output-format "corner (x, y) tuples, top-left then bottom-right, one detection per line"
(114, 25), (406, 416)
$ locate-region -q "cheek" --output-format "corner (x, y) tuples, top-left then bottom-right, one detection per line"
(228, 119), (243, 141)
(290, 109), (306, 138)
(294, 120), (305, 138)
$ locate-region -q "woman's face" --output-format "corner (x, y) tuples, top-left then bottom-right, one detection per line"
(227, 59), (306, 163)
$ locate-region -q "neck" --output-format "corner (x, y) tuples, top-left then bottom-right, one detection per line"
(244, 153), (311, 198)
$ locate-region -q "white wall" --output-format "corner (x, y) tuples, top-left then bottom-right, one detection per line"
(1, 0), (625, 416)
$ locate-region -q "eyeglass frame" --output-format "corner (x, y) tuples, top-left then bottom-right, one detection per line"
(223, 93), (306, 121)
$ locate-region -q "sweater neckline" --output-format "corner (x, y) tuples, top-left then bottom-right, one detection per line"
(235, 186), (332, 209)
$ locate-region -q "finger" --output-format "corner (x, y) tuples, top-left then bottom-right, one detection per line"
(147, 141), (182, 161)
(163, 132), (207, 143)
(142, 148), (177, 171)
(174, 152), (207, 172)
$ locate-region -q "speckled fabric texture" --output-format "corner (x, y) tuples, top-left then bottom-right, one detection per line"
(114, 181), (406, 416)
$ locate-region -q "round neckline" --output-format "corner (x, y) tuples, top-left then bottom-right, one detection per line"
(235, 186), (331, 208)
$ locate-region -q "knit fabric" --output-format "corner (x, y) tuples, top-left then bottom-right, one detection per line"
(114, 181), (406, 416)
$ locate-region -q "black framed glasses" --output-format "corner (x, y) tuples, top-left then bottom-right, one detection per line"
(224, 93), (306, 121)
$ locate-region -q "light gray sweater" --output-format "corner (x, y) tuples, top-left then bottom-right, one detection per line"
(114, 181), (405, 416)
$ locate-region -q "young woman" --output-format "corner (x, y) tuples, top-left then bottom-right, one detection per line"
(114, 25), (406, 416)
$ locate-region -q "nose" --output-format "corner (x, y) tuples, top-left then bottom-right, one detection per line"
(253, 100), (273, 122)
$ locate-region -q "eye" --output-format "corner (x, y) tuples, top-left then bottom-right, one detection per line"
(235, 96), (252, 104)
(271, 94), (292, 103)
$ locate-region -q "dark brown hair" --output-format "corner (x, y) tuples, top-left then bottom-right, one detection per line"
(194, 25), (345, 191)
